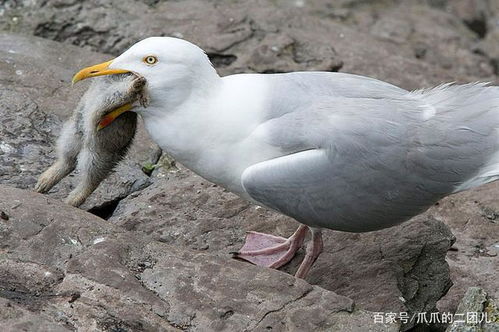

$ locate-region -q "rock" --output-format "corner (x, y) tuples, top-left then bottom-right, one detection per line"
(302, 216), (455, 328)
(427, 183), (499, 315)
(455, 0), (499, 75)
(110, 166), (455, 331)
(0, 185), (398, 331)
(1, 1), (499, 330)
(0, 298), (72, 332)
(478, 30), (499, 75)
(0, 33), (158, 213)
(446, 287), (499, 332)
(358, 4), (492, 79)
(0, 0), (493, 87)
(446, 0), (489, 38)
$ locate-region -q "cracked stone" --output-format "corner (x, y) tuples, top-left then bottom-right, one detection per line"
(110, 169), (455, 331)
(446, 287), (499, 332)
(0, 185), (398, 331)
(1, 0), (496, 86)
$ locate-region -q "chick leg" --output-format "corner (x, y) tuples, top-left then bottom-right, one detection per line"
(35, 117), (82, 193)
(64, 150), (121, 207)
(66, 110), (137, 207)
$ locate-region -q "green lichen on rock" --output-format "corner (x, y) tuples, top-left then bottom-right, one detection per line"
(484, 298), (499, 324)
(446, 287), (499, 332)
(141, 161), (156, 176)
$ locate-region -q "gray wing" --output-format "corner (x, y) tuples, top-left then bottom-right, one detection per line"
(241, 147), (439, 232)
(242, 77), (499, 232)
(242, 96), (436, 232)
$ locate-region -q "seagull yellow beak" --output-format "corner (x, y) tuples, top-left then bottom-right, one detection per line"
(72, 59), (129, 85)
(97, 103), (134, 131)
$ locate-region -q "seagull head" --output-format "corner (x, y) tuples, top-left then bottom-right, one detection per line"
(72, 37), (220, 124)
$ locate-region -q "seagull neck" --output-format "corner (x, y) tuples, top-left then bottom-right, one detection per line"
(147, 67), (221, 114)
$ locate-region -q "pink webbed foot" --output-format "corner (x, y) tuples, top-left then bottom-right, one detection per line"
(233, 225), (308, 269)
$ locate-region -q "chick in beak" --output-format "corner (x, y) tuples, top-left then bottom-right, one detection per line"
(36, 73), (148, 207)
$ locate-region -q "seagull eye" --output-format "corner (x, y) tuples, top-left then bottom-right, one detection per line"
(143, 56), (158, 65)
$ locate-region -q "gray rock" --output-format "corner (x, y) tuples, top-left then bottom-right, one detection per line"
(110, 166), (455, 331)
(428, 183), (499, 315)
(478, 30), (499, 75)
(449, 0), (499, 75)
(0, 0), (493, 87)
(446, 0), (489, 38)
(361, 4), (492, 79)
(0, 298), (72, 332)
(446, 287), (499, 332)
(0, 185), (399, 331)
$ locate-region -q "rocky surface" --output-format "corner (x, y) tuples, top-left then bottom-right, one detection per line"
(1, 0), (496, 87)
(446, 287), (499, 331)
(0, 185), (398, 331)
(110, 167), (456, 331)
(0, 0), (498, 331)
(430, 184), (499, 315)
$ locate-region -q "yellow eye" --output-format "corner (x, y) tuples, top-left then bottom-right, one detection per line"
(143, 55), (158, 65)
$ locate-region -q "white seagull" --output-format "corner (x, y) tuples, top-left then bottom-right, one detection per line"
(72, 37), (499, 278)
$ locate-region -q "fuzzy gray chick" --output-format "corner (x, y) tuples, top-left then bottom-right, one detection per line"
(35, 73), (148, 207)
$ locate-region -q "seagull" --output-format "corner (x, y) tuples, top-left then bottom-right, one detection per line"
(72, 37), (499, 278)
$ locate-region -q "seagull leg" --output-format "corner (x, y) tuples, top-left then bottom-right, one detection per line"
(233, 225), (308, 268)
(295, 228), (323, 278)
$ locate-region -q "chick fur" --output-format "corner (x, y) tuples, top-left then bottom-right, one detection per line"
(35, 73), (148, 207)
